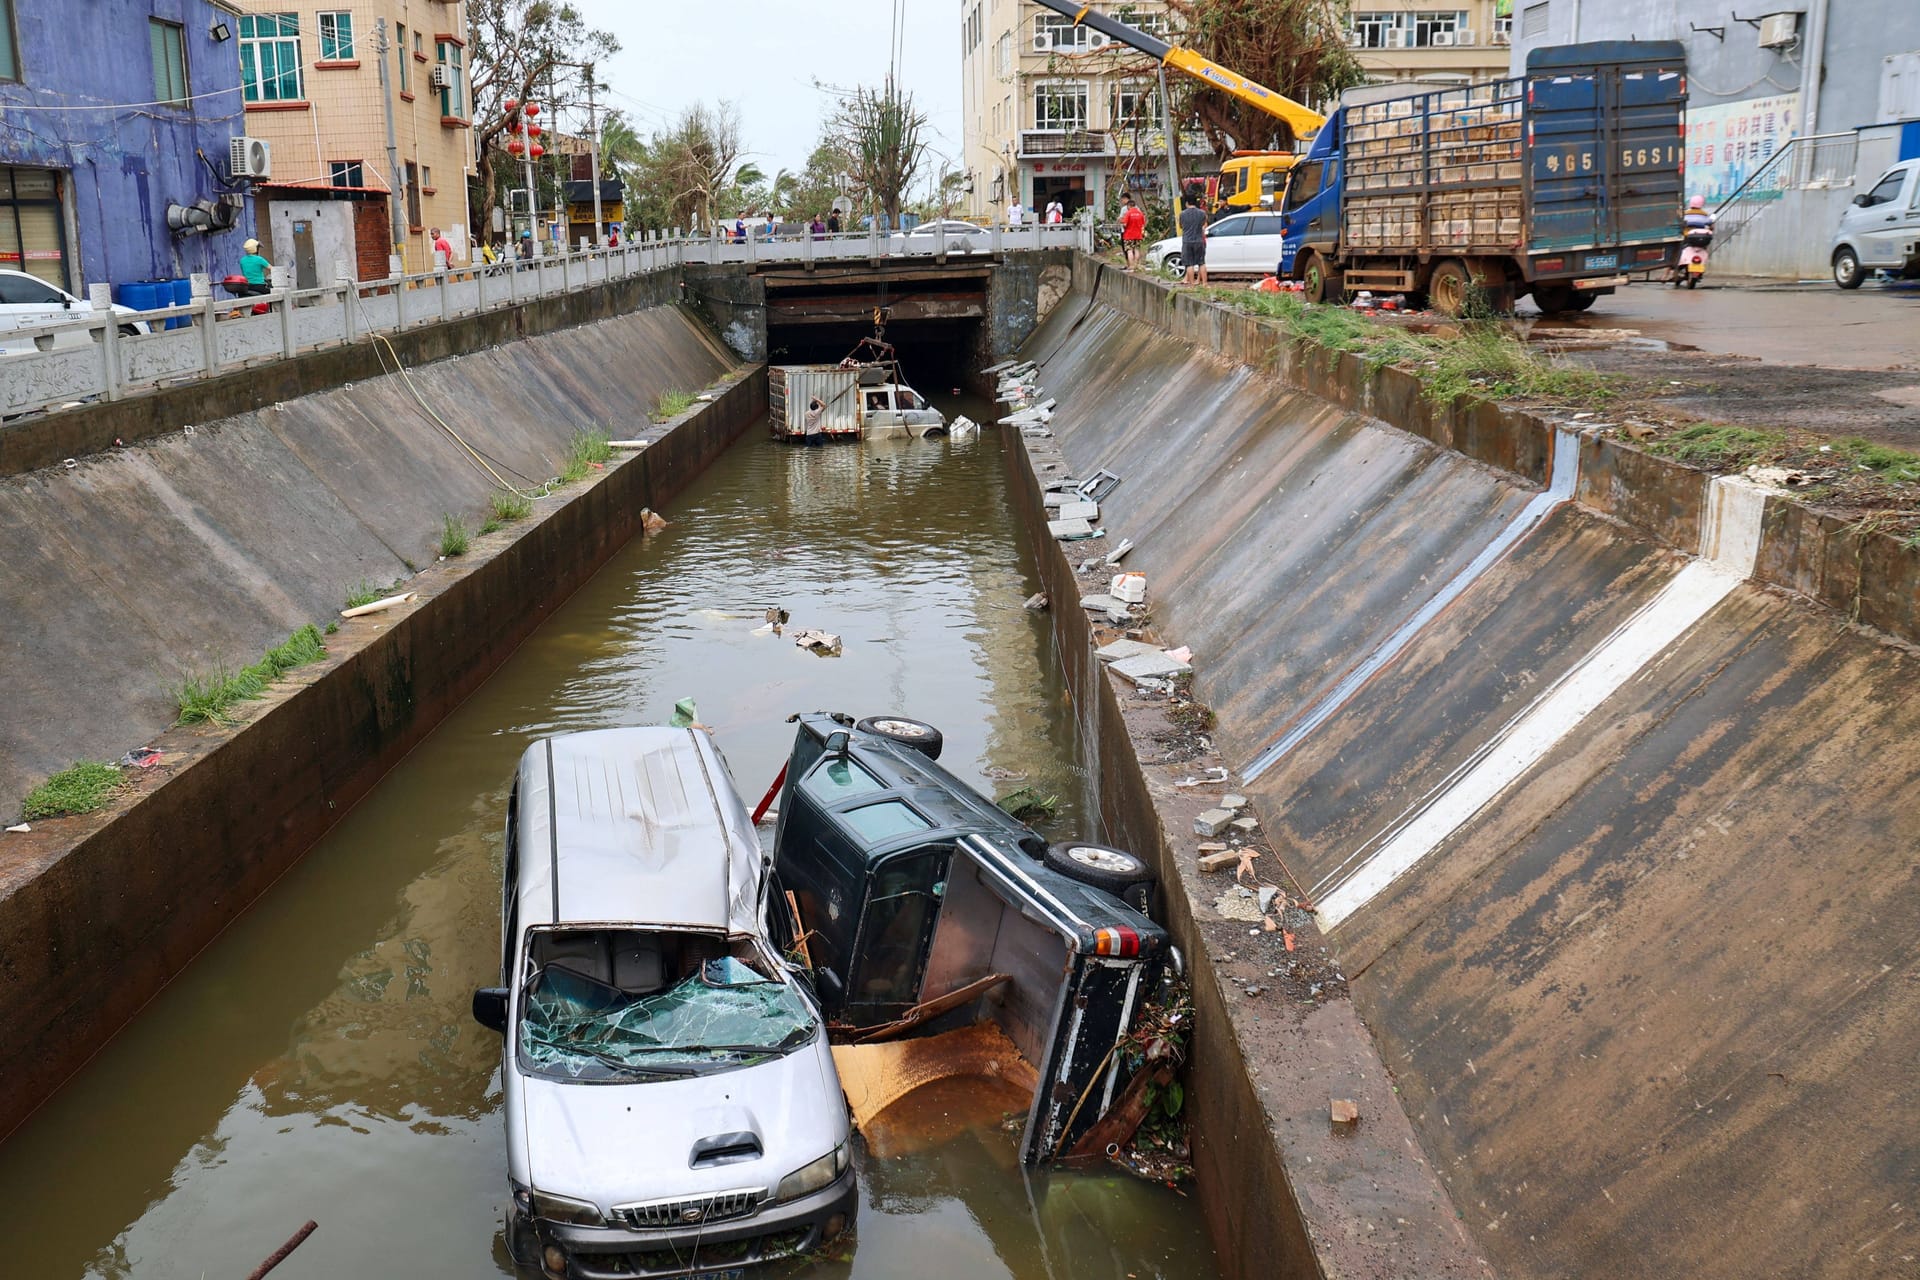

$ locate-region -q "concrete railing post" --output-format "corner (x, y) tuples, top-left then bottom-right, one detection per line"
(436, 251), (450, 323)
(192, 274), (217, 374)
(391, 254), (406, 331)
(335, 261), (356, 344)
(992, 222), (1003, 255)
(89, 283), (121, 402)
(274, 265), (294, 359)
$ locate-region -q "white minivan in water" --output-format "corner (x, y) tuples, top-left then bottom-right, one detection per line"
(472, 727), (855, 1279)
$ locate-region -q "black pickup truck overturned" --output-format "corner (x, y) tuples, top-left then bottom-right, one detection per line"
(765, 713), (1175, 1165)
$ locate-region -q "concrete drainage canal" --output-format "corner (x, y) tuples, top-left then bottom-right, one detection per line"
(0, 395), (1221, 1280)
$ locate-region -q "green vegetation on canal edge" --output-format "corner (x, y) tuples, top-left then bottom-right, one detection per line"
(174, 624), (327, 726)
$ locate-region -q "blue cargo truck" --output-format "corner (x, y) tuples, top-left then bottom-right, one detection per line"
(1278, 41), (1688, 316)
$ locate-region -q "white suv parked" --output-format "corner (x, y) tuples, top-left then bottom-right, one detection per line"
(472, 727), (856, 1279)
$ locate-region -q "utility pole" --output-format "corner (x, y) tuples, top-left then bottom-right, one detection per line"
(1157, 66), (1182, 213)
(375, 19), (406, 265)
(521, 101), (538, 255)
(586, 64), (605, 246)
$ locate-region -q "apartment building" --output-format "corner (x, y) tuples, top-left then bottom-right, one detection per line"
(961, 0), (1206, 219)
(232, 1), (473, 279)
(1345, 3), (1513, 86)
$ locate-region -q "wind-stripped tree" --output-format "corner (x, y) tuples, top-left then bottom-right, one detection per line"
(467, 0), (619, 225)
(1163, 0), (1363, 153)
(826, 82), (929, 226)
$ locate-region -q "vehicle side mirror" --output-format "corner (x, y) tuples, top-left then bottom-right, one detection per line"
(1853, 194), (1873, 207)
(472, 986), (509, 1033)
(825, 730), (850, 757)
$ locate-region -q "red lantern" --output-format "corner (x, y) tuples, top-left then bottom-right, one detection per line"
(506, 139), (525, 156)
(525, 102), (541, 116)
(504, 97), (519, 112)
(529, 143), (545, 158)
(527, 124), (542, 138)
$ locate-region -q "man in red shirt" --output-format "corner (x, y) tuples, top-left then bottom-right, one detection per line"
(430, 226), (454, 266)
(1119, 190), (1147, 271)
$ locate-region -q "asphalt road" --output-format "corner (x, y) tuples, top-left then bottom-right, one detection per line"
(1522, 276), (1920, 372)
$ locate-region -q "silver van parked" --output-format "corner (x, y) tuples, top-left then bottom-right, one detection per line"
(1831, 158), (1920, 288)
(472, 727), (855, 1279)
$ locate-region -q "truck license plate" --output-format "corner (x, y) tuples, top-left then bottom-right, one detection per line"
(1584, 253), (1618, 269)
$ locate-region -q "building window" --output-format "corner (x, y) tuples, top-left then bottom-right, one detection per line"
(395, 24), (408, 90)
(1033, 80), (1089, 131)
(995, 31), (1012, 77)
(422, 164), (433, 190)
(1521, 2), (1550, 39)
(0, 1), (17, 83)
(0, 167), (70, 290)
(1411, 11), (1467, 44)
(1350, 12), (1405, 47)
(1119, 11), (1170, 40)
(317, 11), (354, 60)
(1111, 81), (1161, 128)
(239, 13), (302, 102)
(149, 19), (188, 106)
(404, 161), (422, 228)
(329, 160), (364, 188)
(436, 40), (463, 117)
(1034, 14), (1091, 52)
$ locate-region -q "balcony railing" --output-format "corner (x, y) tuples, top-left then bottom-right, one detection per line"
(1020, 129), (1113, 157)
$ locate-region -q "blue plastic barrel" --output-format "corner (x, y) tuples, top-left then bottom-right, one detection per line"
(168, 278), (192, 329)
(115, 281), (159, 313)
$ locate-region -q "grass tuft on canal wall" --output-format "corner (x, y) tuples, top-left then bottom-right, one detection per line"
(175, 624), (327, 726)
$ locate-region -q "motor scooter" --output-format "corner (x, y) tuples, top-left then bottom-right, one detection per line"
(1673, 225), (1713, 288)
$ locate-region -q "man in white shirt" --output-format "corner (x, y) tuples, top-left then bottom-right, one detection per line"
(1007, 200), (1025, 227)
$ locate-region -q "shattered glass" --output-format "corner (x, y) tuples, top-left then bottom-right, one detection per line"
(519, 960), (817, 1082)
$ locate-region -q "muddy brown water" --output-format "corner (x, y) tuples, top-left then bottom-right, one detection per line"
(0, 401), (1220, 1280)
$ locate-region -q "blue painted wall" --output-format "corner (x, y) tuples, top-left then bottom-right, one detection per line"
(0, 0), (254, 291)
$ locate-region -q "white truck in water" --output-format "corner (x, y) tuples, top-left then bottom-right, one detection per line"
(769, 340), (946, 443)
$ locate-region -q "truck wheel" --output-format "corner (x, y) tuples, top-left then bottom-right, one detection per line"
(855, 716), (943, 760)
(1833, 247), (1865, 290)
(1566, 290), (1598, 311)
(1532, 283), (1576, 314)
(1044, 841), (1157, 908)
(1302, 253), (1340, 304)
(1429, 260), (1473, 316)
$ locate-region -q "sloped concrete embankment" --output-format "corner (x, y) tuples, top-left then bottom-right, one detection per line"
(1014, 262), (1920, 1279)
(0, 305), (752, 1140)
(0, 301), (734, 815)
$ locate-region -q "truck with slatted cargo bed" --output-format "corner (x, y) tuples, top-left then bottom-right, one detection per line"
(1278, 42), (1689, 316)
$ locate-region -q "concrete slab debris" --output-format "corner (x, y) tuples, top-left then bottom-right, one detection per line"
(1221, 793), (1248, 811)
(1055, 500), (1099, 522)
(1194, 807), (1237, 837)
(1023, 593), (1048, 611)
(1230, 816), (1260, 834)
(1111, 650), (1193, 684)
(1079, 594), (1118, 612)
(1198, 848), (1241, 873)
(791, 629), (842, 655)
(1330, 1099), (1360, 1129)
(1048, 517), (1093, 539)
(1104, 538), (1134, 565)
(1094, 638), (1161, 662)
(1214, 885), (1267, 922)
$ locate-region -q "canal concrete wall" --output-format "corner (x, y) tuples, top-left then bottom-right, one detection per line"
(0, 299), (757, 1139)
(1011, 258), (1920, 1279)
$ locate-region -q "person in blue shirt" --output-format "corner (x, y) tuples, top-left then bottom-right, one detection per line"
(237, 238), (270, 293)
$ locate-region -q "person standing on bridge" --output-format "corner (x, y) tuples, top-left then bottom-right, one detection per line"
(1119, 191), (1146, 271)
(1007, 198), (1024, 227)
(431, 226), (453, 266)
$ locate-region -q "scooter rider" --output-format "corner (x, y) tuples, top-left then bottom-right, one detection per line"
(1674, 195), (1715, 286)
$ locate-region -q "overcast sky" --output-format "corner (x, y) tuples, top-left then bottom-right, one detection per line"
(567, 1), (966, 188)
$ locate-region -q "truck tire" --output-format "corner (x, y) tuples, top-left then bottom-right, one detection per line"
(1833, 247), (1865, 290)
(1045, 842), (1157, 910)
(1302, 253), (1341, 304)
(855, 715), (943, 760)
(1429, 260), (1474, 316)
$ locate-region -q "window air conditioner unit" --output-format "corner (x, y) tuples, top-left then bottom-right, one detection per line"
(1492, 30), (1511, 45)
(1087, 31), (1110, 49)
(1430, 31), (1457, 46)
(1757, 12), (1799, 49)
(430, 64), (454, 90)
(1033, 31), (1052, 51)
(1455, 29), (1476, 45)
(1347, 29), (1366, 47)
(229, 135), (272, 179)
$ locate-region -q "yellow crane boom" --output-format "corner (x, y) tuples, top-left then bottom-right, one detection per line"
(1032, 0), (1326, 141)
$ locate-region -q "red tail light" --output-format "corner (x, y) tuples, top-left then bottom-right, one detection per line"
(1093, 926), (1141, 957)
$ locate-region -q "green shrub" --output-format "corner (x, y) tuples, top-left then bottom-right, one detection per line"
(175, 624), (327, 725)
(489, 489), (533, 522)
(653, 390), (698, 421)
(343, 579), (383, 610)
(559, 429), (614, 483)
(438, 513), (470, 557)
(1646, 422), (1786, 468)
(22, 762), (124, 820)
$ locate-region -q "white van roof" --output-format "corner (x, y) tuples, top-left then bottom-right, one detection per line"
(513, 727), (764, 933)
